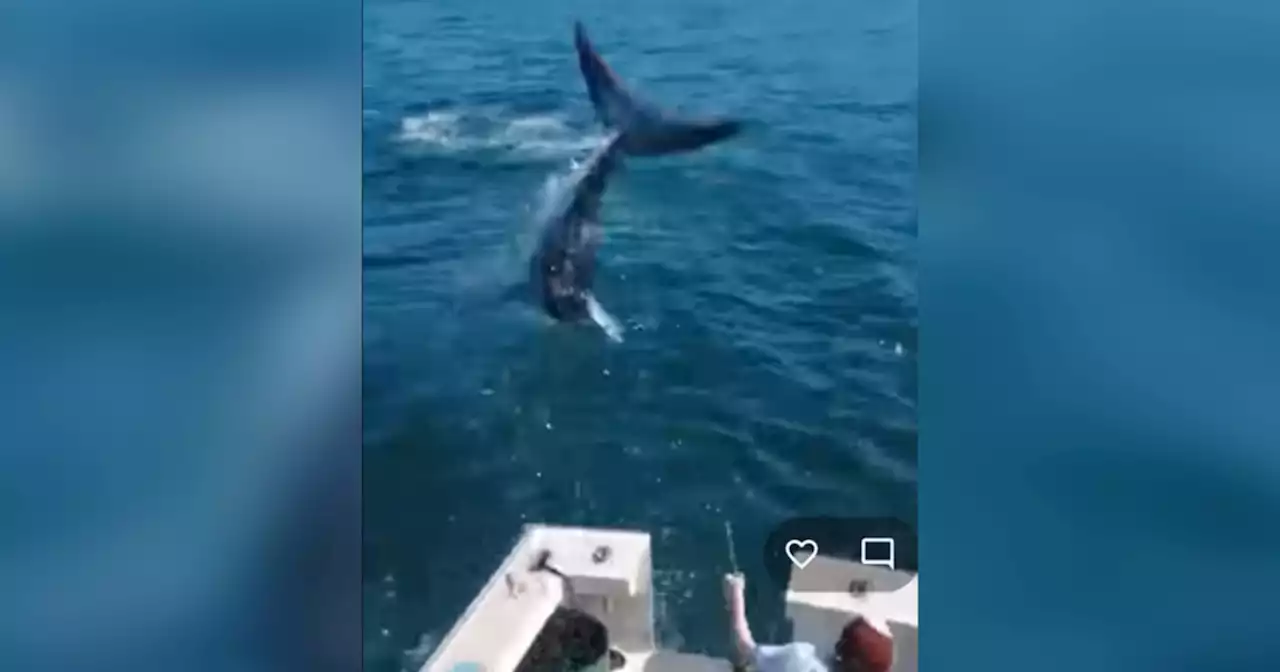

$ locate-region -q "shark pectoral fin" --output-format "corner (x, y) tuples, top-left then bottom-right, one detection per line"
(584, 293), (625, 343)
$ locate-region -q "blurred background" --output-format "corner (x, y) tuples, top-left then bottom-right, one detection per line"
(0, 0), (1277, 670)
(923, 0), (1280, 669)
(0, 1), (360, 670)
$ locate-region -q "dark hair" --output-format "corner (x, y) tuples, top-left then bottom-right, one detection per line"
(832, 618), (893, 672)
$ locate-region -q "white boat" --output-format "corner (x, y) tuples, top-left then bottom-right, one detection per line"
(422, 524), (918, 672)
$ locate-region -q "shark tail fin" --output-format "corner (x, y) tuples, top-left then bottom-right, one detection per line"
(574, 21), (743, 157)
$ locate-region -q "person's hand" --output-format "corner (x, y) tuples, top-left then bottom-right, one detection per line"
(722, 572), (746, 612)
(723, 572), (754, 655)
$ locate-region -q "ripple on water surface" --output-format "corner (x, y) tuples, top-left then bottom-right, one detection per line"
(362, 0), (916, 666)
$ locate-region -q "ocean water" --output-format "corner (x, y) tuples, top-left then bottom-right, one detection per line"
(362, 0), (917, 668)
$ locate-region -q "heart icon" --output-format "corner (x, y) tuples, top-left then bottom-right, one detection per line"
(784, 539), (819, 569)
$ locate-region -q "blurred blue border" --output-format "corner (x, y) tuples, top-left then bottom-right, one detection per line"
(923, 0), (1280, 668)
(0, 0), (362, 670)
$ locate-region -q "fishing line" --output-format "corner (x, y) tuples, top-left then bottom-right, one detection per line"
(724, 521), (740, 575)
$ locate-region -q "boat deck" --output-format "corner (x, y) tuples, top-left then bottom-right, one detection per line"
(422, 524), (917, 672)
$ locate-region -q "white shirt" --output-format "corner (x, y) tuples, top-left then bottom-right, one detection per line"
(753, 642), (828, 672)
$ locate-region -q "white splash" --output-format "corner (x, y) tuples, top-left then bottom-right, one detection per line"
(397, 109), (606, 159)
(397, 111), (460, 145)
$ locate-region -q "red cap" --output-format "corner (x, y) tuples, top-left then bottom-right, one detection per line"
(835, 617), (894, 672)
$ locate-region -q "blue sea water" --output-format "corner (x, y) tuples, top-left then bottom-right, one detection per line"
(362, 0), (916, 668)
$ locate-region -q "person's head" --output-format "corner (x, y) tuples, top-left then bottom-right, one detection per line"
(832, 617), (894, 672)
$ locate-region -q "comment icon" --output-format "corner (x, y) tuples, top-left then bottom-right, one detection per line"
(860, 537), (895, 570)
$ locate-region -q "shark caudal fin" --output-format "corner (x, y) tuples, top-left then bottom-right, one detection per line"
(574, 21), (743, 157)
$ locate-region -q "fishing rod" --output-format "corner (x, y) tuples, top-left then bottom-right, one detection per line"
(724, 521), (740, 575)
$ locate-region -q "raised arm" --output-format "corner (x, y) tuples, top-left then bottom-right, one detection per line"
(723, 573), (757, 662)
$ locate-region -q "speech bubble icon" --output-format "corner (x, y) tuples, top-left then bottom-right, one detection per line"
(860, 537), (895, 570)
(784, 539), (819, 569)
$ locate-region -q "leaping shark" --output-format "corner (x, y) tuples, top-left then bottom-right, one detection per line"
(526, 21), (743, 342)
